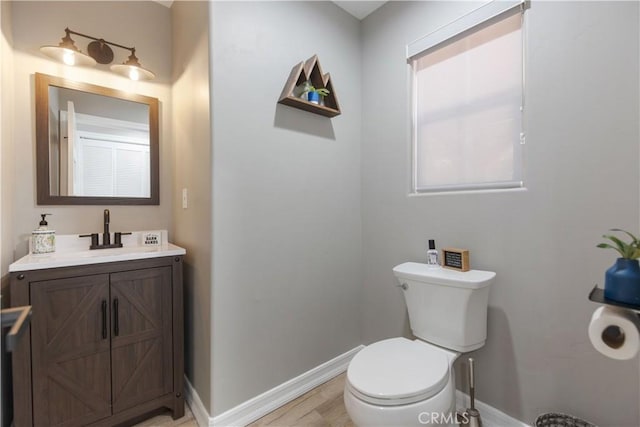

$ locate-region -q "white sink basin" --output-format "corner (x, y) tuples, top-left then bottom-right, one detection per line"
(9, 230), (185, 272)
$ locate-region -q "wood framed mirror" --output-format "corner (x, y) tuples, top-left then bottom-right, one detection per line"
(35, 73), (159, 205)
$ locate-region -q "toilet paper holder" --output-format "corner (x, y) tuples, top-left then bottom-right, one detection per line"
(589, 285), (640, 359)
(589, 285), (640, 315)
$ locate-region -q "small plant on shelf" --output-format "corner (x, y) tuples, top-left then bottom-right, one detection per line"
(597, 229), (640, 259)
(300, 81), (330, 105)
(597, 228), (640, 305)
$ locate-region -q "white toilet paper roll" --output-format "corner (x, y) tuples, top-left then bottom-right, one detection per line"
(588, 306), (640, 360)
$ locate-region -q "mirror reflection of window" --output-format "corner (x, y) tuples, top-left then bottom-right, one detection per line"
(48, 86), (150, 198)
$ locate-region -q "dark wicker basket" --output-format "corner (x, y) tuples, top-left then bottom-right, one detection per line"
(535, 413), (597, 427)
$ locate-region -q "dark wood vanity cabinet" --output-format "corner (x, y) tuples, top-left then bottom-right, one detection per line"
(30, 274), (112, 426)
(10, 256), (184, 427)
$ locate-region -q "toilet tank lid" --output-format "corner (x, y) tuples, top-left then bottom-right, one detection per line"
(393, 262), (495, 289)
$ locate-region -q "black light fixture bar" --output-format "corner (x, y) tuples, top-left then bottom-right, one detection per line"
(65, 28), (134, 54)
(40, 27), (155, 80)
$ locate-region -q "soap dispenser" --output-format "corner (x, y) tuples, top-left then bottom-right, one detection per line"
(32, 213), (55, 254)
(426, 239), (439, 267)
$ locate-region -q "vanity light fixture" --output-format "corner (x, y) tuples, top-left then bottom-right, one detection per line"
(110, 50), (155, 81)
(40, 28), (155, 81)
(40, 28), (96, 67)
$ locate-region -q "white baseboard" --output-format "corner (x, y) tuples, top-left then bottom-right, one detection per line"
(185, 376), (215, 427)
(456, 391), (530, 427)
(184, 345), (364, 427)
(213, 345), (364, 426)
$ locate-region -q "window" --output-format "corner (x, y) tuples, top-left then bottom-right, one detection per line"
(408, 1), (526, 193)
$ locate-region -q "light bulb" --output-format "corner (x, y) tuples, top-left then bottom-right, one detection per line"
(129, 67), (140, 81)
(62, 50), (75, 66)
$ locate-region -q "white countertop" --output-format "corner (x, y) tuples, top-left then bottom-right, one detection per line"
(9, 230), (186, 272)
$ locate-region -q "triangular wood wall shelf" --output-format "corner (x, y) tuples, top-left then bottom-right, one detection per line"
(278, 55), (341, 118)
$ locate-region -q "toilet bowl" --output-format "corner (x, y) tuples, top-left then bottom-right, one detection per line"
(344, 262), (495, 427)
(344, 337), (459, 427)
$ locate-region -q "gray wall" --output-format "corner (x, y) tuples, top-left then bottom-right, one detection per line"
(1, 2), (15, 425)
(361, 1), (639, 425)
(171, 0), (213, 414)
(1, 0), (14, 281)
(210, 1), (363, 415)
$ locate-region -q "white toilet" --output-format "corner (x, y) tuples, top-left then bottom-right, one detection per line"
(344, 262), (495, 427)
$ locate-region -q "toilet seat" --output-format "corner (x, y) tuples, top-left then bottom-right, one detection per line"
(347, 337), (450, 406)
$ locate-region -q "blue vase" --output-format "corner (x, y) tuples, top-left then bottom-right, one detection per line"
(307, 91), (320, 104)
(604, 258), (640, 305)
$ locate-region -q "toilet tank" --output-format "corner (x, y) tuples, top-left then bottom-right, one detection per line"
(393, 262), (495, 352)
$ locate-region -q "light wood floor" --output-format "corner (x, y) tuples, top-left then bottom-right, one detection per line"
(135, 373), (353, 427)
(249, 373), (354, 427)
(133, 404), (197, 427)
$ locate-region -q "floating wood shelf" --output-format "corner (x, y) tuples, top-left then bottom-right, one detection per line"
(278, 55), (341, 118)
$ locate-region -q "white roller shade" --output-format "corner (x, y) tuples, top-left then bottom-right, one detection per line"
(411, 9), (524, 192)
(407, 0), (526, 60)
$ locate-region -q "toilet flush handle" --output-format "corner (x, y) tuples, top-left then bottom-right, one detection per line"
(397, 283), (408, 291)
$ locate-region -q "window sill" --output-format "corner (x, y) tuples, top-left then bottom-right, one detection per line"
(408, 186), (528, 198)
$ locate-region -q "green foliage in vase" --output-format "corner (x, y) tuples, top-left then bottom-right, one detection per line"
(301, 81), (330, 97)
(597, 228), (640, 259)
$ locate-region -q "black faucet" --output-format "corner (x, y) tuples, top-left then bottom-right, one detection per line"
(103, 209), (111, 245)
(79, 209), (131, 250)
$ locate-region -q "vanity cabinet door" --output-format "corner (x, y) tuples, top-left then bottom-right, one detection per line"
(30, 274), (112, 427)
(110, 266), (173, 414)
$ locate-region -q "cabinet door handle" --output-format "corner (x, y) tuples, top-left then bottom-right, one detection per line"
(101, 300), (107, 339)
(113, 298), (119, 337)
